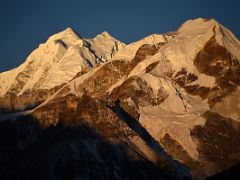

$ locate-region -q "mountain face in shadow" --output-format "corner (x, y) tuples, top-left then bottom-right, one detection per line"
(206, 163), (240, 180)
(0, 111), (188, 180)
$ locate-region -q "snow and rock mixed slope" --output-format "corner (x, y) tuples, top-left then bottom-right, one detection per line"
(0, 28), (125, 112)
(0, 18), (240, 180)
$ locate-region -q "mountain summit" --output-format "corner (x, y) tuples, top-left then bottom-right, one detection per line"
(0, 18), (240, 180)
(0, 28), (125, 112)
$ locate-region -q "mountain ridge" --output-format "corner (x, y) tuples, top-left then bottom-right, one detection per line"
(0, 18), (240, 179)
(0, 27), (125, 112)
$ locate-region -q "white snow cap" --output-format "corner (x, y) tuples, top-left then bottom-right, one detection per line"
(178, 18), (219, 32)
(0, 27), (125, 96)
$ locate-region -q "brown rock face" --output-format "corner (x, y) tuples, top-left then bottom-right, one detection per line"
(173, 68), (211, 99)
(173, 36), (240, 107)
(75, 44), (162, 99)
(0, 84), (64, 113)
(191, 112), (240, 175)
(160, 133), (204, 177)
(194, 36), (240, 106)
(77, 60), (130, 98)
(194, 37), (232, 76)
(132, 44), (159, 65)
(110, 76), (168, 106)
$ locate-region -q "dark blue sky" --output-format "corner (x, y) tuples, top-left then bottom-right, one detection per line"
(0, 0), (239, 72)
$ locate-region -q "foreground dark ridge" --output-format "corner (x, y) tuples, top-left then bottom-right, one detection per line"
(109, 100), (190, 177)
(0, 113), (187, 180)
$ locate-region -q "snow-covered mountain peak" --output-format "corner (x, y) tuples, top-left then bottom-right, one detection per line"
(177, 18), (219, 33)
(44, 27), (81, 48)
(177, 18), (240, 55)
(0, 28), (125, 106)
(92, 31), (124, 45)
(95, 31), (112, 38)
(86, 31), (126, 62)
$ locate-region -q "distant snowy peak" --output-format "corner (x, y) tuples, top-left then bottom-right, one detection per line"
(46, 27), (82, 47)
(86, 31), (126, 62)
(177, 18), (219, 32)
(0, 27), (125, 98)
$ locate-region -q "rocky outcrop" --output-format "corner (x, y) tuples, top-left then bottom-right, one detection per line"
(191, 112), (240, 175)
(0, 84), (65, 113)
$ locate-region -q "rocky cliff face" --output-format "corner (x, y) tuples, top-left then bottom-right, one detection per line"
(0, 18), (240, 180)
